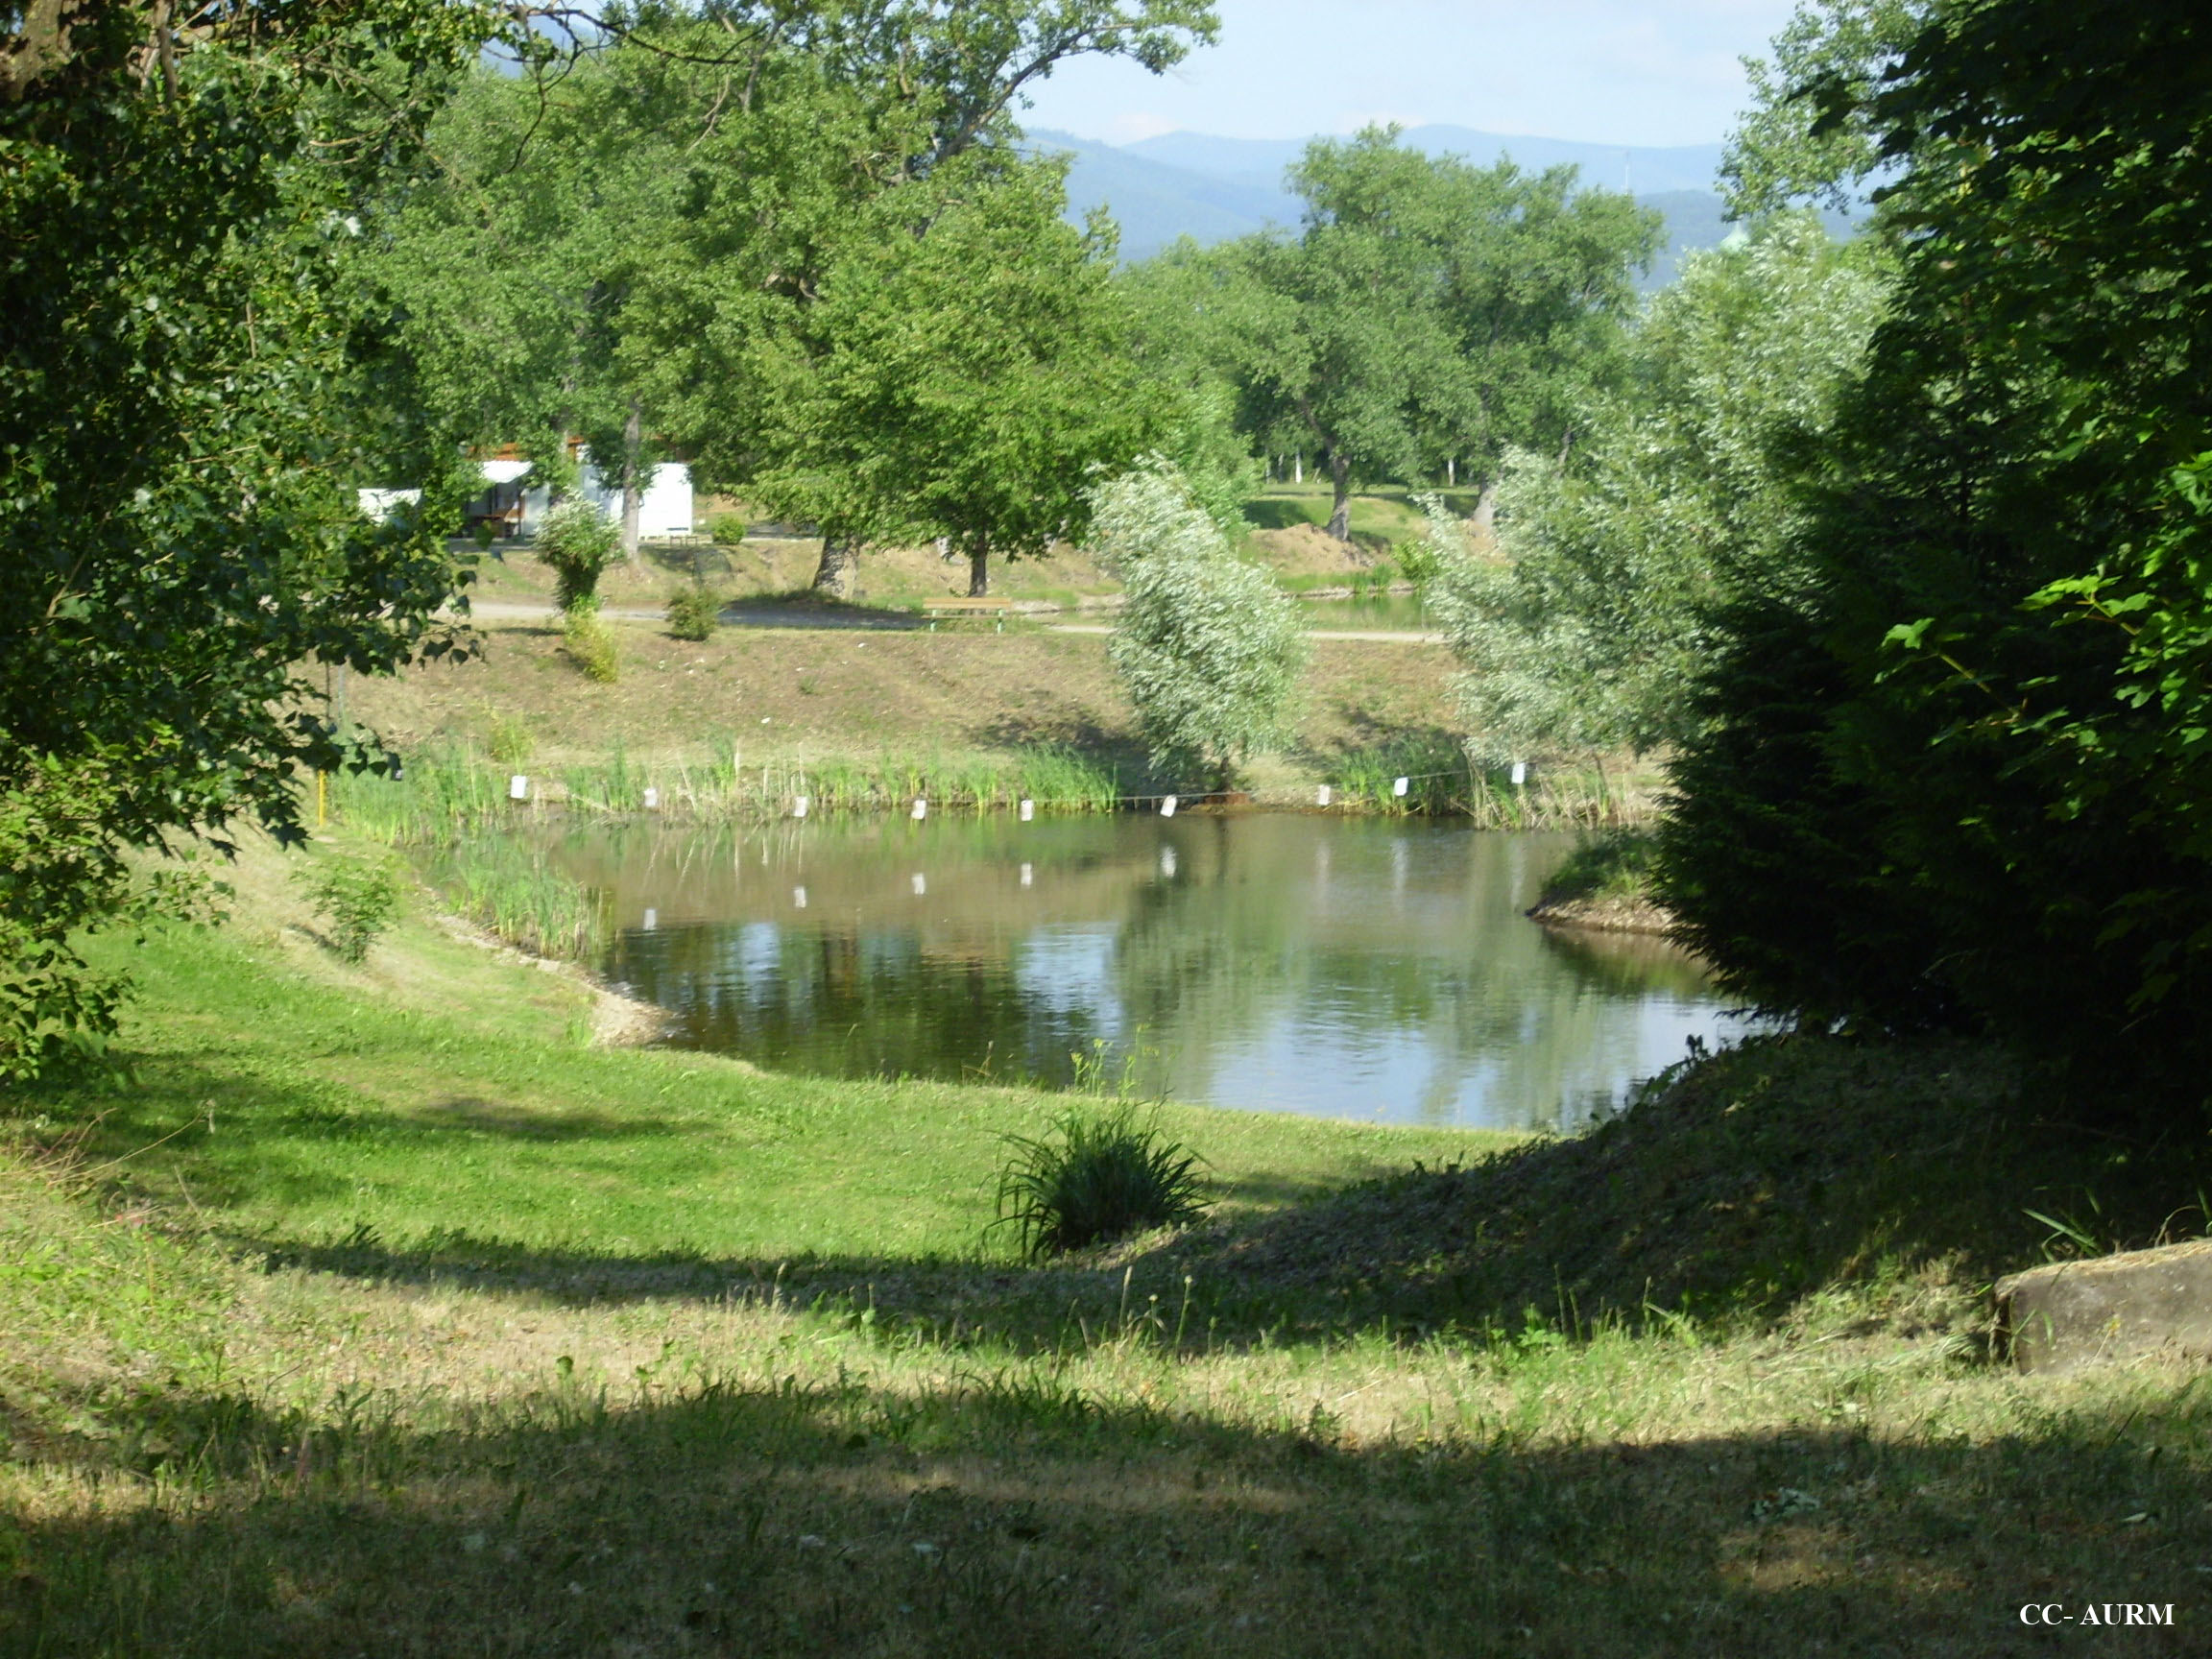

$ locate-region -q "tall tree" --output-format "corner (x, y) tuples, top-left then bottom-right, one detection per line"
(0, 0), (498, 1071)
(645, 0), (1218, 596)
(1434, 214), (1888, 765)
(1658, 0), (2212, 1114)
(744, 154), (1167, 595)
(1160, 131), (1657, 541)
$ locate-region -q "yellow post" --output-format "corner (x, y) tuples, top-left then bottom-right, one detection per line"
(316, 771), (327, 828)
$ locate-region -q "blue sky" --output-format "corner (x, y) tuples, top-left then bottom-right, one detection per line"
(1020, 0), (1803, 147)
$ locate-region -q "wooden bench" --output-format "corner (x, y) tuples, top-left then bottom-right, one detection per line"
(919, 596), (1015, 619)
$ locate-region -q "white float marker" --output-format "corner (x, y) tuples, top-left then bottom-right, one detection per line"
(509, 774), (529, 802)
(1160, 794), (1178, 818)
(1510, 760), (1527, 787)
(792, 886), (807, 908)
(911, 873), (926, 896)
(392, 757), (405, 781)
(1020, 862), (1033, 887)
(1393, 776), (1409, 798)
(792, 795), (809, 818)
(642, 786), (660, 810)
(1019, 799), (1034, 822)
(1316, 784), (1333, 807)
(643, 908), (658, 931)
(911, 797), (927, 820)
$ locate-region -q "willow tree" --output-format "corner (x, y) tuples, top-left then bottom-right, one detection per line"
(1092, 459), (1307, 788)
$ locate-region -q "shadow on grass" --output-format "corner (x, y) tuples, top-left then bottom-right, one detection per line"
(720, 590), (927, 632)
(166, 1034), (2212, 1363)
(9, 1365), (2208, 1656)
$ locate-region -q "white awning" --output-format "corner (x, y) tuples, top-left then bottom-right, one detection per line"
(478, 458), (534, 485)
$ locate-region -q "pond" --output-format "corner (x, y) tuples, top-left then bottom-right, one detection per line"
(538, 814), (1744, 1132)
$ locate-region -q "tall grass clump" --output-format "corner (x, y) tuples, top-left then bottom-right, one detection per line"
(1461, 757), (1658, 829)
(329, 745), (519, 845)
(1330, 735), (1473, 815)
(422, 839), (607, 959)
(561, 600), (620, 684)
(991, 1103), (1210, 1259)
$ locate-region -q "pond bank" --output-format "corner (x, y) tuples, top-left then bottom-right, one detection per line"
(9, 832), (2212, 1654)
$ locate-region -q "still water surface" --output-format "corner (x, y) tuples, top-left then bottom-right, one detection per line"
(549, 815), (1743, 1131)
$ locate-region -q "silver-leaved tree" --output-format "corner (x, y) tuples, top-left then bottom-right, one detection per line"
(1091, 460), (1308, 791)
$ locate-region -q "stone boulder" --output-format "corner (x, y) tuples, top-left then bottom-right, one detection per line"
(1996, 1239), (2212, 1374)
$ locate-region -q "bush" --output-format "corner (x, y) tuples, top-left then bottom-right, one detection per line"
(991, 1103), (1210, 1259)
(298, 856), (403, 964)
(706, 512), (747, 546)
(534, 500), (621, 612)
(1540, 827), (1659, 908)
(664, 588), (726, 641)
(1091, 459), (1309, 790)
(562, 602), (619, 683)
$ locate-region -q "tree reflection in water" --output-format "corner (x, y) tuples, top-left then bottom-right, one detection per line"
(568, 814), (1744, 1131)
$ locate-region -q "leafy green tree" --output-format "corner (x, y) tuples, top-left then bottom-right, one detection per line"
(1155, 131), (1657, 541)
(1719, 0), (1926, 218)
(746, 154), (1168, 595)
(1434, 214), (1887, 765)
(1, 0), (493, 1072)
(637, 1), (1219, 597)
(1092, 459), (1308, 788)
(1657, 0), (2212, 1113)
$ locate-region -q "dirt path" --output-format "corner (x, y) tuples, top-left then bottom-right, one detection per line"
(463, 599), (1446, 644)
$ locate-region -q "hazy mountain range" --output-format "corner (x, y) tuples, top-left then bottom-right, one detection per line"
(1027, 126), (1749, 290)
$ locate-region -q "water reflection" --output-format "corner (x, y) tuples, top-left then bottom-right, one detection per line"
(549, 815), (1744, 1131)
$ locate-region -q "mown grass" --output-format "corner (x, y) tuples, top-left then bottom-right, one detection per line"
(8, 848), (2211, 1654)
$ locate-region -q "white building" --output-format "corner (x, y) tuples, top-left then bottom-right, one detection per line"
(361, 454), (694, 542)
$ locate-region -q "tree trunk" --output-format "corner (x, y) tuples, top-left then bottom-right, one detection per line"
(1473, 477), (1500, 535)
(967, 539), (990, 597)
(619, 397), (643, 564)
(1293, 452), (1303, 485)
(1326, 452), (1352, 541)
(811, 535), (860, 600)
(1446, 456), (1455, 488)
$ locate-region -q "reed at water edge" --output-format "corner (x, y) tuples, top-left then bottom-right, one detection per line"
(1326, 737), (1660, 828)
(329, 739), (1124, 843)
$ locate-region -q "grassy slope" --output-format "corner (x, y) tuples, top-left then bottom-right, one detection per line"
(6, 848), (2212, 1653)
(347, 617), (1462, 788)
(471, 487), (1413, 616)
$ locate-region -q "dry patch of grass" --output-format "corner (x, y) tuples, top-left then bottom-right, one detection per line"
(6, 1153), (2210, 1656)
(345, 620), (1459, 783)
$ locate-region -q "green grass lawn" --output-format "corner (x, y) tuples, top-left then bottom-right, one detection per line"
(6, 843), (2212, 1656)
(49, 847), (1491, 1273)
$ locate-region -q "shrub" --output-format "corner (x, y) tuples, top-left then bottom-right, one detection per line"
(298, 856), (404, 964)
(534, 499), (621, 612)
(1540, 827), (1659, 908)
(1091, 458), (1308, 790)
(665, 588), (726, 641)
(706, 512), (747, 546)
(562, 602), (619, 683)
(991, 1103), (1210, 1259)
